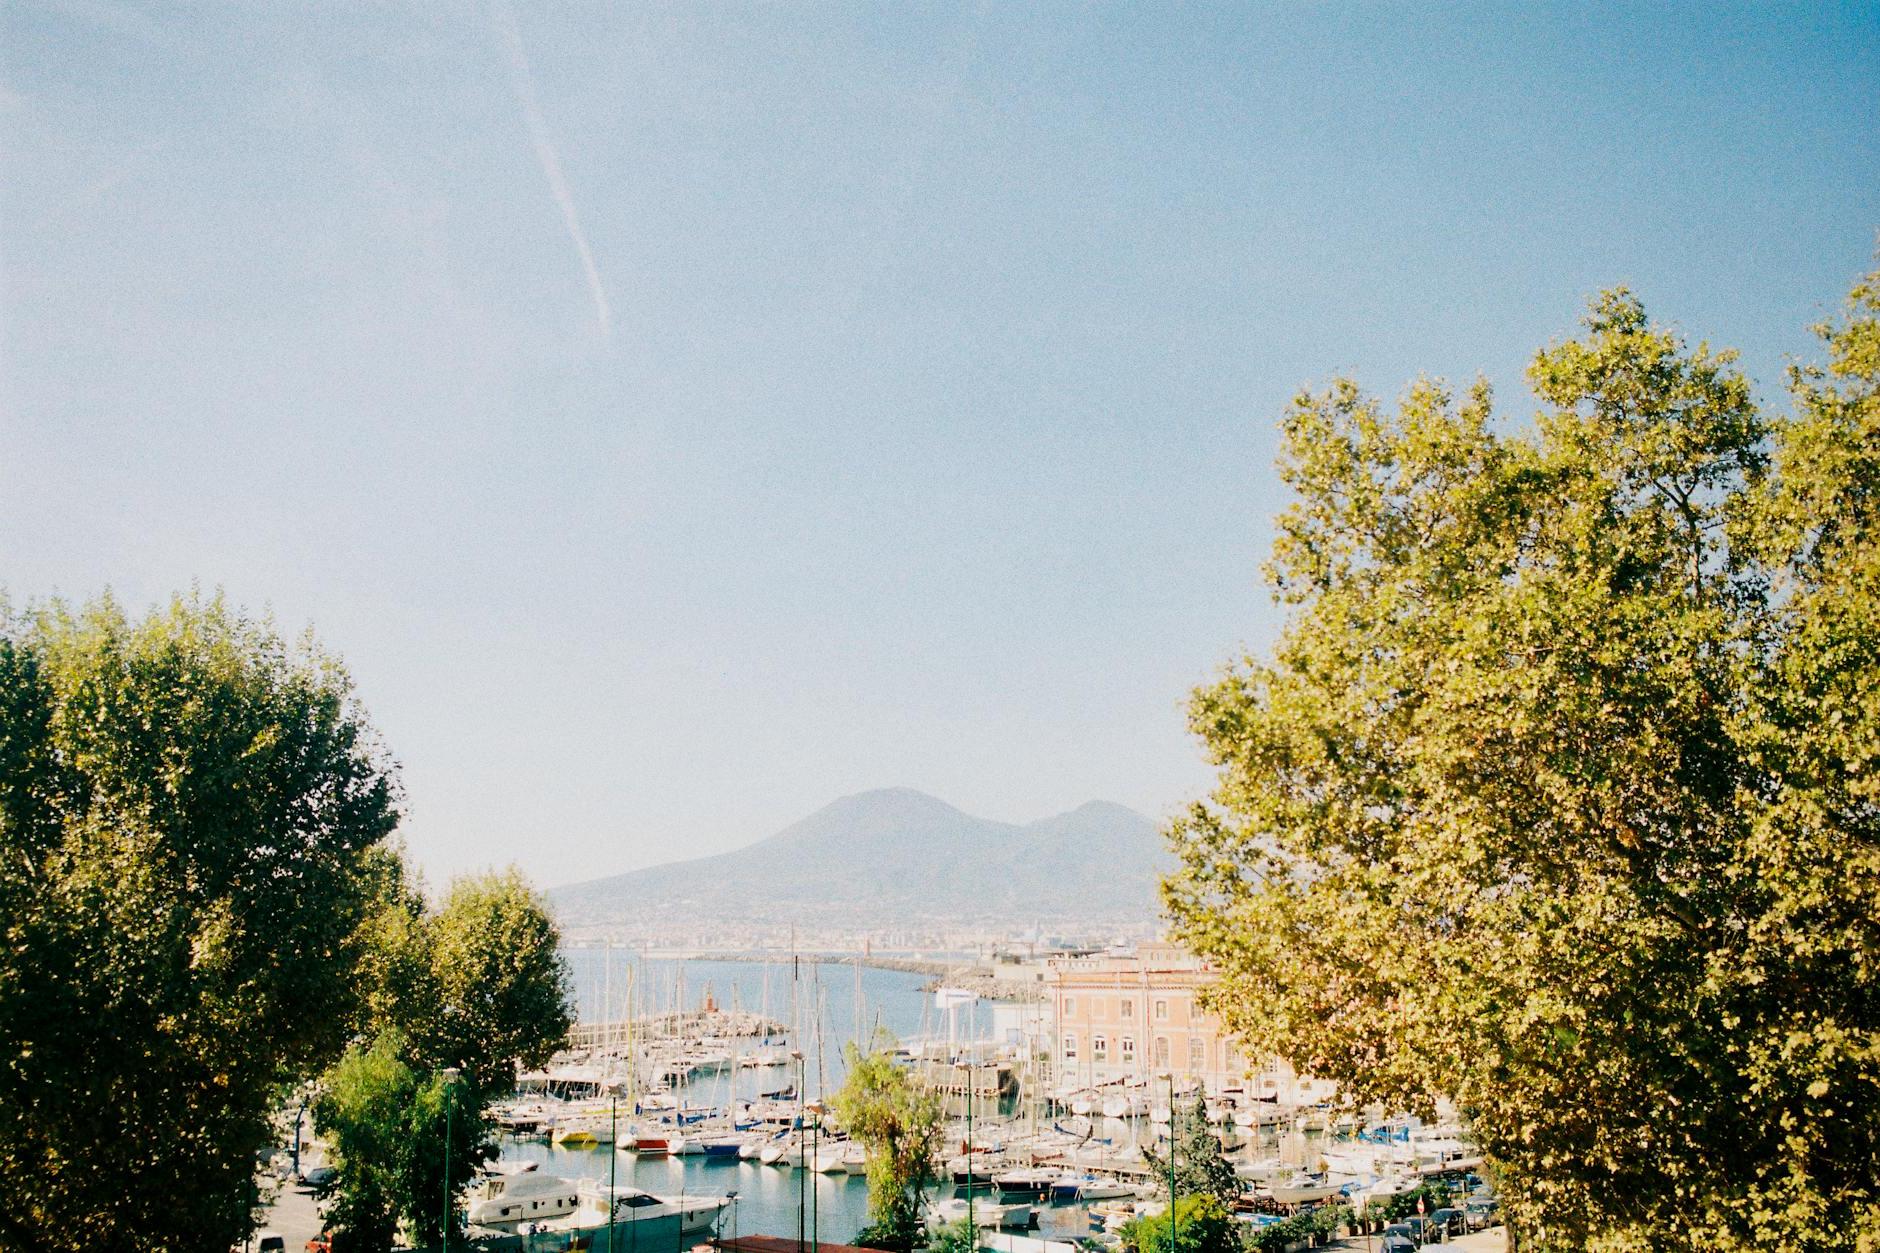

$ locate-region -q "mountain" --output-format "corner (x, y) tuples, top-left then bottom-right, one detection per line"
(548, 788), (1169, 934)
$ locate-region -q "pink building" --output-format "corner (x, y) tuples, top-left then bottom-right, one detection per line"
(1046, 942), (1302, 1099)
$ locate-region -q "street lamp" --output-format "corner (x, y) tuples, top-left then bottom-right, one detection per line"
(954, 1056), (975, 1247)
(1166, 1074), (1176, 1253)
(440, 1066), (461, 1252)
(292, 1087), (313, 1182)
(791, 1050), (806, 1253)
(610, 1081), (621, 1253)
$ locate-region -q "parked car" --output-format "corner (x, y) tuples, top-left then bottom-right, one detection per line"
(1466, 1198), (1501, 1230)
(305, 1235), (334, 1253)
(1428, 1206), (1464, 1235)
(256, 1234), (286, 1253)
(1382, 1223), (1417, 1243)
(298, 1164), (337, 1190)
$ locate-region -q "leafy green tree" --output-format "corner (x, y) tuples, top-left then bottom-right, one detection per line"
(927, 1216), (978, 1253)
(0, 593), (400, 1253)
(1164, 270), (1880, 1250)
(833, 1036), (945, 1252)
(316, 867), (572, 1250)
(1119, 1195), (1239, 1253)
(416, 868), (573, 1101)
(318, 1035), (423, 1253)
(1142, 1096), (1241, 1208)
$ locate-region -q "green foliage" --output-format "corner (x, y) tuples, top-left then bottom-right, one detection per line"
(1244, 1212), (1308, 1253)
(1142, 1096), (1242, 1207)
(832, 1035), (945, 1253)
(0, 592), (400, 1252)
(318, 870), (573, 1250)
(315, 1038), (492, 1253)
(1381, 1184), (1450, 1223)
(1119, 1195), (1239, 1253)
(1164, 269), (1880, 1250)
(408, 867), (573, 1098)
(927, 1216), (978, 1253)
(317, 1035), (423, 1253)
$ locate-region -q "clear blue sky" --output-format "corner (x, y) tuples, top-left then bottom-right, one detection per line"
(2, 2), (1875, 887)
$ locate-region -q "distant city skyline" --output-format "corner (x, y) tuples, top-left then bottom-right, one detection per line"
(3, 3), (1875, 886)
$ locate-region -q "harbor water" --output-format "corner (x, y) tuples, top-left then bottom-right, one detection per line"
(510, 955), (1016, 1244)
(558, 953), (1003, 1097)
(524, 955), (1352, 1244)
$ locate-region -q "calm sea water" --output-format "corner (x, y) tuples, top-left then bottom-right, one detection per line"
(509, 955), (1023, 1243)
(498, 1138), (1110, 1246)
(557, 954), (999, 1100)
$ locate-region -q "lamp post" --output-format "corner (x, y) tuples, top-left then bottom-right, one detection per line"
(792, 1049), (806, 1253)
(610, 1084), (620, 1253)
(955, 1056), (975, 1247)
(1166, 1074), (1176, 1253)
(440, 1067), (461, 1252)
(811, 1096), (820, 1253)
(292, 1089), (311, 1181)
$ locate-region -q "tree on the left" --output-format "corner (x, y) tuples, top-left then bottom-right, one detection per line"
(0, 591), (568, 1253)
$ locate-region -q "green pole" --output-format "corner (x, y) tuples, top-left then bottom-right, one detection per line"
(610, 1089), (619, 1253)
(441, 1066), (460, 1253)
(795, 1051), (806, 1253)
(1167, 1075), (1176, 1253)
(965, 1057), (974, 1248)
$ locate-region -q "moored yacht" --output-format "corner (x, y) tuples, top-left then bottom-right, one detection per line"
(928, 1194), (1033, 1229)
(545, 1183), (732, 1239)
(466, 1171), (580, 1231)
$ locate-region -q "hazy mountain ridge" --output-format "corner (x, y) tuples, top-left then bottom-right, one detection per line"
(550, 788), (1169, 930)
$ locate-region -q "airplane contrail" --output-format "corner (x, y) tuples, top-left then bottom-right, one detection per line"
(491, 0), (613, 340)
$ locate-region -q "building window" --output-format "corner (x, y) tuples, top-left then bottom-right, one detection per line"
(1064, 996), (1076, 1016)
(1063, 1033), (1078, 1061)
(1188, 1037), (1206, 1072)
(1093, 1035), (1108, 1061)
(1121, 1036), (1135, 1063)
(1121, 999), (1134, 1020)
(1154, 999), (1168, 1021)
(1154, 1037), (1170, 1068)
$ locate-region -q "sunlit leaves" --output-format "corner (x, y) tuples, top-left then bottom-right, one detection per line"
(1165, 269), (1880, 1250)
(0, 593), (401, 1252)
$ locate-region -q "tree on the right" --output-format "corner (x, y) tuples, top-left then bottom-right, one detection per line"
(1164, 266), (1880, 1251)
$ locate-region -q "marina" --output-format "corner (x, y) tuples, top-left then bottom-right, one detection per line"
(457, 951), (1493, 1247)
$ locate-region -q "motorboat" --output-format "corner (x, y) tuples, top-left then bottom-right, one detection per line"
(1265, 1174), (1344, 1205)
(992, 1167), (1058, 1200)
(546, 1183), (731, 1239)
(928, 1196), (1033, 1229)
(466, 1171), (579, 1231)
(1049, 1173), (1134, 1202)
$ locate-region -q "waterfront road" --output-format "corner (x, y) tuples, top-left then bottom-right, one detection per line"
(249, 1174), (326, 1251)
